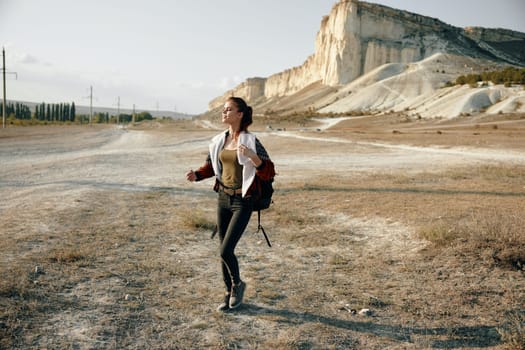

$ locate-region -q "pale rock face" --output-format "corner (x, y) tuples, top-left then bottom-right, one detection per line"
(211, 0), (455, 109)
(208, 78), (266, 110)
(208, 0), (525, 113)
(464, 27), (525, 43)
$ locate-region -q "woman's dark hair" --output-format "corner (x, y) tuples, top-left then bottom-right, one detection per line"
(228, 96), (252, 132)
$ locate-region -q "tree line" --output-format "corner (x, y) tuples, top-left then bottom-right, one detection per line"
(0, 102), (76, 122)
(453, 67), (525, 87)
(0, 102), (33, 120)
(34, 102), (76, 122)
(1, 101), (154, 125)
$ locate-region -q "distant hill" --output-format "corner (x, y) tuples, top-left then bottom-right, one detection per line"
(7, 100), (194, 119)
(206, 0), (525, 119)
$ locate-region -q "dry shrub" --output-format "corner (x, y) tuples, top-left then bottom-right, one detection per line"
(179, 209), (215, 231)
(0, 266), (33, 299)
(475, 164), (525, 182)
(273, 205), (317, 227)
(467, 209), (525, 270)
(498, 309), (525, 350)
(48, 248), (88, 264)
(418, 208), (525, 270)
(0, 265), (45, 349)
(271, 204), (336, 247)
(418, 220), (463, 247)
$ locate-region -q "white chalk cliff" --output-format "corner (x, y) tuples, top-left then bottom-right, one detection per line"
(208, 0), (525, 118)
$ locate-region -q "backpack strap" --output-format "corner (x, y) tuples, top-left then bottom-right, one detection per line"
(256, 210), (272, 247)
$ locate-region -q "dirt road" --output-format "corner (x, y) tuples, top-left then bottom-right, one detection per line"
(2, 119), (523, 212)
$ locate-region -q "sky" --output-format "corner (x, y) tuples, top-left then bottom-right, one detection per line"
(1, 0), (524, 115)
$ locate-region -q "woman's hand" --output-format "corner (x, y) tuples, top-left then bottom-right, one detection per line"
(186, 170), (197, 182)
(239, 144), (262, 167)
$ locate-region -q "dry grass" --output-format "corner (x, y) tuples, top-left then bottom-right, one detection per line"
(1, 117), (524, 349)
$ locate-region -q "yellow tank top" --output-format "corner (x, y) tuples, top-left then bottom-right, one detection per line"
(220, 149), (242, 189)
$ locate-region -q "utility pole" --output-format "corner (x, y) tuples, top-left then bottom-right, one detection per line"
(83, 86), (95, 125)
(132, 104), (136, 124)
(1, 48), (18, 129)
(89, 86), (93, 125)
(117, 96), (120, 125)
(2, 47), (6, 129)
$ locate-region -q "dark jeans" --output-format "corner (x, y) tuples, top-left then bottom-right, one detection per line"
(217, 191), (253, 291)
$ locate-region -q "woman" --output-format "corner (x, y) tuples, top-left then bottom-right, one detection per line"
(186, 97), (275, 311)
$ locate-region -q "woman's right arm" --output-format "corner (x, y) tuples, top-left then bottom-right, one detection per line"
(187, 154), (215, 182)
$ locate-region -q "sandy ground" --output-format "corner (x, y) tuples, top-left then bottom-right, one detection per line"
(1, 118), (524, 270)
(1, 117), (524, 349)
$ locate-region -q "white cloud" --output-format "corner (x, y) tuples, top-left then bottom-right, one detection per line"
(3, 46), (48, 66)
(17, 53), (40, 65)
(219, 76), (243, 90)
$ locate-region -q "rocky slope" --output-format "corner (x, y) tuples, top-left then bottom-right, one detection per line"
(207, 0), (525, 118)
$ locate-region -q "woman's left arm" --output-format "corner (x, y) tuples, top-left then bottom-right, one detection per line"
(239, 138), (275, 180)
(253, 139), (275, 181)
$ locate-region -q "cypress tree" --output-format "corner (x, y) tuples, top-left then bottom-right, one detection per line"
(71, 102), (76, 122)
(64, 104), (70, 121)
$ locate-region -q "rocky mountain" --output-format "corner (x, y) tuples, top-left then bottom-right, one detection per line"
(207, 0), (525, 119)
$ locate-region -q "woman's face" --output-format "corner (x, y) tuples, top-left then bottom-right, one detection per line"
(222, 100), (242, 126)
